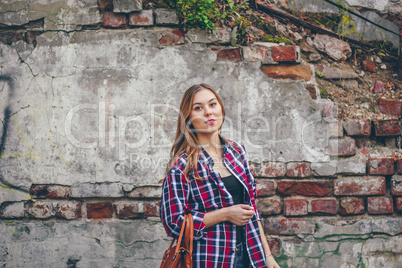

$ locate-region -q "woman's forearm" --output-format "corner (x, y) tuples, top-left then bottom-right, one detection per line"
(202, 208), (228, 228)
(258, 220), (272, 255)
(203, 204), (255, 228)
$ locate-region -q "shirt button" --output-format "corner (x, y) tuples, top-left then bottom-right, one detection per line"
(232, 225), (236, 229)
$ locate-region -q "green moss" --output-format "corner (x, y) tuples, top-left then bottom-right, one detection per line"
(275, 253), (290, 268)
(357, 256), (366, 268)
(254, 20), (266, 31)
(173, 0), (249, 31)
(320, 87), (330, 99)
(260, 34), (293, 45)
(252, 17), (276, 35)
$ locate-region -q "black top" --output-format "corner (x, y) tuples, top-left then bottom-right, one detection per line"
(221, 174), (245, 244)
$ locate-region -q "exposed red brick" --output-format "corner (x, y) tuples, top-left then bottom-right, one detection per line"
(0, 32), (24, 45)
(320, 100), (338, 118)
(311, 199), (337, 215)
(327, 138), (356, 156)
(0, 202), (25, 218)
(144, 200), (160, 217)
(396, 198), (402, 213)
(249, 161), (258, 177)
(362, 147), (369, 155)
(392, 175), (402, 196)
(286, 162), (311, 177)
(127, 186), (161, 199)
(378, 99), (401, 116)
(362, 60), (377, 73)
(277, 180), (331, 196)
(283, 198), (307, 216)
(397, 159), (402, 174)
(264, 218), (315, 235)
(103, 12), (127, 28)
(367, 197), (393, 214)
(87, 202), (112, 219)
(25, 31), (42, 45)
(271, 45), (297, 62)
(259, 162), (286, 177)
(243, 44), (269, 61)
(343, 119), (371, 136)
(305, 84), (317, 100)
(373, 80), (383, 93)
(98, 0), (113, 11)
(255, 180), (275, 196)
(56, 201), (81, 220)
(27, 202), (54, 219)
(266, 238), (281, 256)
(256, 198), (281, 215)
(129, 10), (153, 26)
(159, 29), (185, 45)
(339, 197), (365, 215)
(217, 48), (242, 62)
(334, 177), (386, 196)
(369, 158), (395, 175)
(374, 120), (400, 136)
(247, 26), (266, 37)
(115, 201), (144, 219)
(261, 65), (311, 80)
(29, 185), (70, 199)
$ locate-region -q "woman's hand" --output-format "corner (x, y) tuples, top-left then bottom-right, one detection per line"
(266, 256), (281, 268)
(225, 204), (255, 226)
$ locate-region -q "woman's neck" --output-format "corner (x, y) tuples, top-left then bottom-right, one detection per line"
(197, 132), (222, 155)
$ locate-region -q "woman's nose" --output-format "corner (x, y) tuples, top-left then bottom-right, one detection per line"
(204, 106), (212, 115)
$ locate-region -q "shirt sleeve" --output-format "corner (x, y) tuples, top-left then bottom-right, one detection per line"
(240, 144), (262, 221)
(160, 168), (206, 240)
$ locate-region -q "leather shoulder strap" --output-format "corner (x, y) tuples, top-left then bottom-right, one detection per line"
(174, 214), (188, 255)
(184, 214), (194, 254)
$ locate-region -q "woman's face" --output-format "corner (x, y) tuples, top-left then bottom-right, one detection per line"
(188, 88), (223, 138)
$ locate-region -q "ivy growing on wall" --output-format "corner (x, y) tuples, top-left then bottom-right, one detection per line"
(166, 0), (249, 31)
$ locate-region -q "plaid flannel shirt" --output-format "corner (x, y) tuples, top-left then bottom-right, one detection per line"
(160, 135), (267, 267)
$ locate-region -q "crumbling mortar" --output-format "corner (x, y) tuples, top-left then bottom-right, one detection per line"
(314, 232), (400, 242)
(115, 238), (161, 247)
(385, 174), (393, 195)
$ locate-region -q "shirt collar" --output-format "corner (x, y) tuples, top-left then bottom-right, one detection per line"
(199, 134), (230, 167)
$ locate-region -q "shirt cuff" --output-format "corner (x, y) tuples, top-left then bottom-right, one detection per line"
(191, 210), (206, 240)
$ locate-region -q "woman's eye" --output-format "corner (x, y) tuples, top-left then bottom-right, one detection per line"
(195, 106), (202, 111)
(210, 103), (216, 107)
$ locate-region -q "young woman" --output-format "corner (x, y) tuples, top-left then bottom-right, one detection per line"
(160, 84), (280, 268)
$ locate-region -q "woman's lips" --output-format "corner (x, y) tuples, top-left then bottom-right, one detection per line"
(206, 120), (216, 125)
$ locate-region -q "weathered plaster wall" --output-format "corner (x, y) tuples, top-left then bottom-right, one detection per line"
(0, 1), (401, 267)
(0, 28), (328, 190)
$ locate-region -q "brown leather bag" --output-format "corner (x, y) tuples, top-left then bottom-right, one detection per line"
(160, 214), (194, 268)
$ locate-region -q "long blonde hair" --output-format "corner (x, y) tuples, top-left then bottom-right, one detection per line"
(165, 84), (226, 181)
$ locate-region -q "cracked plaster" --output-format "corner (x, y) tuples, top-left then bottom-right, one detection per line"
(1, 30), (331, 190)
